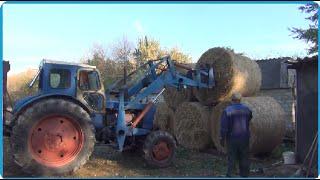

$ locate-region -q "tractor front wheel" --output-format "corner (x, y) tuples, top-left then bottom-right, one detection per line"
(10, 98), (95, 176)
(143, 130), (176, 168)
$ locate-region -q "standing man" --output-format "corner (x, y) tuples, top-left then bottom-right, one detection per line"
(220, 92), (252, 177)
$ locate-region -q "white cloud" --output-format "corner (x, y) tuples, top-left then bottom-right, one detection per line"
(133, 20), (145, 35)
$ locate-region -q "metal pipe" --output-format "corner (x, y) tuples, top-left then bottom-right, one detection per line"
(28, 68), (41, 88)
(152, 88), (165, 103)
(131, 102), (154, 128)
(174, 62), (210, 77)
(174, 62), (193, 71)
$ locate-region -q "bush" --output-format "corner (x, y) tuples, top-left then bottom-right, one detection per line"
(7, 69), (38, 105)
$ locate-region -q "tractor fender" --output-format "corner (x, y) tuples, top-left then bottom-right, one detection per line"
(12, 93), (92, 123)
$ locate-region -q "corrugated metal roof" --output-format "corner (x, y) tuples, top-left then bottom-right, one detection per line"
(286, 56), (318, 69)
(255, 57), (292, 62)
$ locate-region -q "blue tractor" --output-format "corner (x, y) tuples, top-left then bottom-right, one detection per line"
(8, 56), (214, 176)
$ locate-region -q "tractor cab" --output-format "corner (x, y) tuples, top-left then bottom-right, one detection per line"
(16, 59), (106, 114)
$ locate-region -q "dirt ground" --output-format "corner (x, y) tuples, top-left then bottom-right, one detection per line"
(3, 137), (304, 178)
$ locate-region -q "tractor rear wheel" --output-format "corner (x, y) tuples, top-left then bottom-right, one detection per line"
(10, 98), (95, 176)
(143, 130), (176, 168)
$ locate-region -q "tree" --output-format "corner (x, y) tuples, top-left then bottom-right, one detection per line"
(133, 36), (164, 66)
(110, 36), (136, 75)
(83, 36), (192, 87)
(7, 69), (38, 104)
(85, 45), (108, 84)
(84, 45), (121, 86)
(111, 36), (134, 62)
(133, 36), (191, 65)
(165, 47), (192, 64)
(290, 3), (319, 55)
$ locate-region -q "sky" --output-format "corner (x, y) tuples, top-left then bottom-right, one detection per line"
(3, 2), (312, 74)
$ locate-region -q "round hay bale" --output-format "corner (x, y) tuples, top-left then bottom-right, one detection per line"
(153, 102), (175, 135)
(163, 87), (195, 110)
(174, 102), (213, 150)
(210, 96), (286, 155)
(194, 47), (261, 105)
(163, 63), (197, 110)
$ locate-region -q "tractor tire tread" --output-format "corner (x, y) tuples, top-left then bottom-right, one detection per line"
(142, 130), (176, 168)
(10, 98), (95, 176)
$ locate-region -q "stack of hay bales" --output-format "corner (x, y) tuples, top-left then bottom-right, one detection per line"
(155, 47), (286, 154)
(210, 97), (286, 155)
(198, 47), (285, 155)
(157, 62), (214, 150)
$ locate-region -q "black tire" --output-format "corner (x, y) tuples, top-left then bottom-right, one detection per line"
(143, 130), (176, 168)
(10, 98), (95, 176)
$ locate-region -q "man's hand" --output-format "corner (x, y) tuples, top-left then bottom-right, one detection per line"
(220, 137), (225, 147)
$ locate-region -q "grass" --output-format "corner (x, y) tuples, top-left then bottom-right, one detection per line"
(4, 137), (300, 178)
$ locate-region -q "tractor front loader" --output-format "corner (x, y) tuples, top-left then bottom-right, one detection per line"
(5, 56), (215, 176)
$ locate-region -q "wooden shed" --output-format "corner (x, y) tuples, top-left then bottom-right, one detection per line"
(286, 56), (318, 173)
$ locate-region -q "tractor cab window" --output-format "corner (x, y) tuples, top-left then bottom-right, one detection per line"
(50, 69), (71, 89)
(79, 70), (101, 91)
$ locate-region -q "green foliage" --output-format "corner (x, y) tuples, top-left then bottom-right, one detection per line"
(289, 3), (319, 55)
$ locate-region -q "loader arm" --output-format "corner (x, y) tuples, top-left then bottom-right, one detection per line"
(107, 56), (215, 105)
(106, 56), (215, 151)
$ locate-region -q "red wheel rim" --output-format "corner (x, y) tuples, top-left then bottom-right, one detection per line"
(28, 115), (84, 167)
(152, 141), (172, 161)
